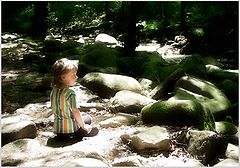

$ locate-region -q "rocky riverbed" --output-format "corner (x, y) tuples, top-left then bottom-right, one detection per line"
(1, 33), (239, 167)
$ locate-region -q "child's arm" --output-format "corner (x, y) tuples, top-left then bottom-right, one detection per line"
(72, 108), (92, 133)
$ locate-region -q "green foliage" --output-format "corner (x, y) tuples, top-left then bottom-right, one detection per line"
(2, 1), (237, 57)
(142, 21), (160, 32)
(191, 28), (204, 37)
(48, 2), (107, 33)
(12, 4), (34, 33)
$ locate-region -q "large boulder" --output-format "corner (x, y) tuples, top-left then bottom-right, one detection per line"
(80, 72), (142, 98)
(141, 99), (215, 130)
(81, 42), (119, 68)
(121, 126), (172, 151)
(117, 57), (145, 76)
(1, 139), (45, 166)
(213, 158), (239, 167)
(15, 102), (52, 123)
(142, 54), (207, 82)
(206, 64), (239, 83)
(179, 55), (207, 79)
(218, 79), (238, 102)
(109, 90), (156, 113)
(215, 121), (238, 135)
(174, 76), (231, 120)
(99, 113), (139, 128)
(149, 68), (185, 100)
(1, 117), (37, 146)
(95, 33), (118, 45)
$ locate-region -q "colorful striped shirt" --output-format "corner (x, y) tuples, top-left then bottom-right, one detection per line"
(50, 88), (79, 134)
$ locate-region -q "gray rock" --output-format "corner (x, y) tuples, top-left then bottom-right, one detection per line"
(95, 33), (118, 45)
(1, 139), (52, 166)
(99, 113), (139, 128)
(112, 156), (143, 167)
(15, 102), (52, 122)
(187, 130), (228, 165)
(206, 64), (239, 82)
(80, 72), (142, 98)
(213, 158), (239, 167)
(225, 143), (239, 160)
(1, 117), (37, 146)
(110, 90), (156, 113)
(215, 121), (238, 135)
(121, 126), (172, 151)
(63, 157), (109, 167)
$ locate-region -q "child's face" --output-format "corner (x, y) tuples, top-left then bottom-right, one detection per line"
(61, 69), (78, 87)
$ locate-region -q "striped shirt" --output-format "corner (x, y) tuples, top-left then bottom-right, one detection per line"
(50, 88), (79, 134)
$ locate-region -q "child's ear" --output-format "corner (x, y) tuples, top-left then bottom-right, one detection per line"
(60, 75), (65, 81)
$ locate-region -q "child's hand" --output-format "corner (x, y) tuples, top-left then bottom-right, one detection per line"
(83, 124), (92, 133)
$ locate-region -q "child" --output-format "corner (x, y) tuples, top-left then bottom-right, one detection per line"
(50, 58), (98, 140)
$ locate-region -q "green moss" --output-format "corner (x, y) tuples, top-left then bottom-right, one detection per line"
(82, 43), (117, 68)
(215, 121), (238, 135)
(141, 100), (215, 130)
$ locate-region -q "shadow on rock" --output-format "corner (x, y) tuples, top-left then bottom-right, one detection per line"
(46, 136), (81, 148)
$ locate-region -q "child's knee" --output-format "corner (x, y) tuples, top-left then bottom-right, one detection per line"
(83, 115), (92, 125)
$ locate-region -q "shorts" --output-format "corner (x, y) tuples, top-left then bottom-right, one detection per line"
(56, 115), (98, 140)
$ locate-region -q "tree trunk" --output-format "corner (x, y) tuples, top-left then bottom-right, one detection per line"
(180, 1), (186, 34)
(103, 2), (111, 32)
(32, 2), (48, 40)
(123, 1), (137, 57)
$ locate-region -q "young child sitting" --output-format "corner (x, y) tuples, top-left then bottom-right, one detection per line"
(50, 58), (98, 140)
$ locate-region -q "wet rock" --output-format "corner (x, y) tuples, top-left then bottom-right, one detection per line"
(80, 72), (142, 98)
(99, 113), (139, 128)
(121, 126), (172, 151)
(109, 90), (156, 113)
(1, 117), (37, 146)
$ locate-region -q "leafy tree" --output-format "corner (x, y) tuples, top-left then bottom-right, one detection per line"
(2, 1), (33, 34)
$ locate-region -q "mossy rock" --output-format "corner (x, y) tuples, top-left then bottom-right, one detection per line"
(215, 121), (238, 135)
(218, 79), (238, 101)
(175, 76), (231, 120)
(117, 57), (145, 77)
(81, 42), (118, 68)
(179, 55), (207, 79)
(141, 99), (215, 130)
(143, 62), (178, 82)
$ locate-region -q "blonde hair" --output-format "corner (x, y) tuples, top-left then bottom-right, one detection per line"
(51, 58), (79, 88)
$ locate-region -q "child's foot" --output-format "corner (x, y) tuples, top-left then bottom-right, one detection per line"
(86, 126), (99, 137)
